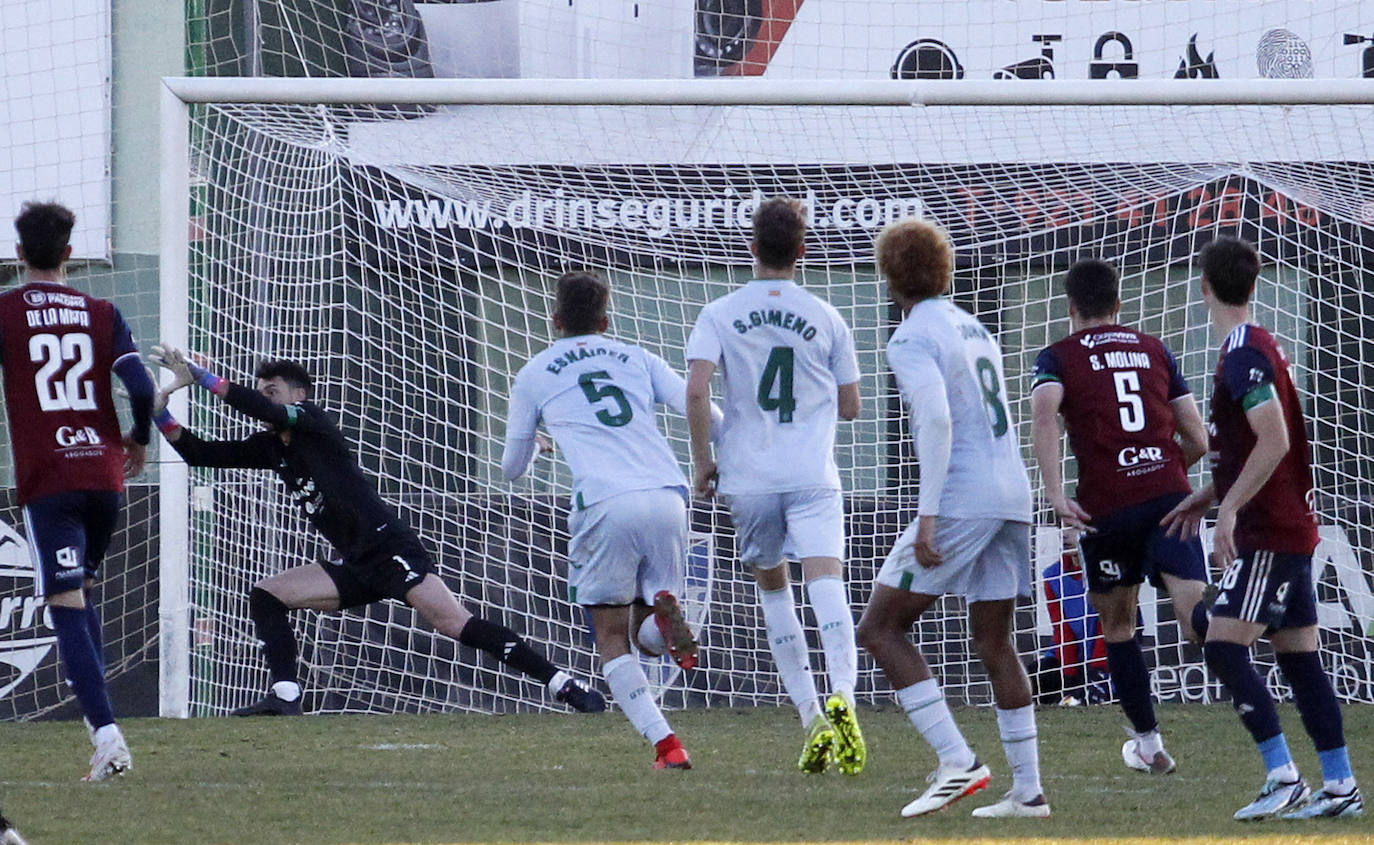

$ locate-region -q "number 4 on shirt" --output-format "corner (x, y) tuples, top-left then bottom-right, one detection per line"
(757, 346), (796, 423)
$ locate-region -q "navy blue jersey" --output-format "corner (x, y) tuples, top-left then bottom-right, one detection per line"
(1210, 324), (1317, 555)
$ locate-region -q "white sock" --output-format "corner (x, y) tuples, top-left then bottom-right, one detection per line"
(92, 722), (123, 747)
(895, 679), (975, 769)
(1136, 728), (1164, 758)
(1270, 760), (1300, 783)
(546, 670), (573, 695)
(636, 614), (666, 656)
(758, 584), (822, 725)
(271, 680), (302, 702)
(805, 575), (857, 702)
(603, 654), (672, 745)
(996, 705), (1044, 802)
(1326, 776), (1358, 796)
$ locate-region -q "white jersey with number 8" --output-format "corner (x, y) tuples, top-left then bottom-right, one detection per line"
(887, 298), (1032, 522)
(686, 279), (860, 496)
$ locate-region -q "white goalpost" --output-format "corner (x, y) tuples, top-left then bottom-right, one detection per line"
(159, 77), (1374, 718)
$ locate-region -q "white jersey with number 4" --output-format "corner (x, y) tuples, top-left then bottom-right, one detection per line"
(506, 335), (688, 509)
(686, 279), (860, 495)
(887, 299), (1032, 522)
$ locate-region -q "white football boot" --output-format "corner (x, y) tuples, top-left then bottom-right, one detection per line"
(901, 759), (992, 817)
(971, 791), (1052, 818)
(1234, 776), (1310, 820)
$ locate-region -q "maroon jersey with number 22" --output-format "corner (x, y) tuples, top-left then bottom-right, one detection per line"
(0, 281), (138, 504)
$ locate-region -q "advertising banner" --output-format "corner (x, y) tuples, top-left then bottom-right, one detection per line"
(0, 2), (111, 261)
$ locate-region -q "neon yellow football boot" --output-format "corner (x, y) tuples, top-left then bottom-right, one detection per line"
(826, 693), (867, 776)
(799, 713), (835, 774)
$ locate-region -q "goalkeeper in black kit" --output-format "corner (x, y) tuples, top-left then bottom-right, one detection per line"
(151, 346), (605, 715)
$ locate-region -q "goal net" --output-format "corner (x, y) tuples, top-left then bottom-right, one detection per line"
(161, 79), (1374, 716)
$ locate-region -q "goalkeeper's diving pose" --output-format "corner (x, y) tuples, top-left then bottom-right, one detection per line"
(150, 348), (605, 715)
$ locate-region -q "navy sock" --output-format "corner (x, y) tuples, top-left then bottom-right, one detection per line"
(1276, 651), (1346, 753)
(248, 587), (298, 685)
(1204, 640), (1283, 745)
(1106, 639), (1157, 734)
(50, 606), (115, 729)
(1190, 601), (1210, 640)
(85, 601), (106, 676)
(458, 617), (558, 684)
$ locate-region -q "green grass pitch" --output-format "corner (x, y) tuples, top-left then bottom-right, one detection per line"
(1, 703), (1368, 844)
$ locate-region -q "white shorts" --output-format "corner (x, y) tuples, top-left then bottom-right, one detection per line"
(876, 517), (1031, 603)
(567, 487), (687, 606)
(723, 487), (845, 568)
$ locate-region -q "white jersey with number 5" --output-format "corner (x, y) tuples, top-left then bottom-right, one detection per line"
(887, 299), (1032, 521)
(686, 279), (860, 495)
(506, 335), (688, 509)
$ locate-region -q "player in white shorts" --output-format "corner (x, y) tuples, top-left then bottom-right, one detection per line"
(685, 196), (866, 776)
(855, 219), (1049, 819)
(503, 271), (720, 770)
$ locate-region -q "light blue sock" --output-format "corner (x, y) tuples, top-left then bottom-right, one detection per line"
(1258, 733), (1295, 778)
(1318, 746), (1354, 783)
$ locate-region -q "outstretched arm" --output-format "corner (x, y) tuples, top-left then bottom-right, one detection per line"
(151, 344), (326, 432)
(148, 344), (276, 469)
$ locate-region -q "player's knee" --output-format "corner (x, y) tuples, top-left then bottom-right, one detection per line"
(971, 626), (1014, 663)
(47, 588), (86, 609)
(1203, 639), (1248, 681)
(854, 615), (885, 653)
(248, 586), (289, 623)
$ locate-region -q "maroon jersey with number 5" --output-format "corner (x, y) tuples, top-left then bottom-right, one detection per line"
(0, 281), (138, 503)
(1031, 325), (1193, 518)
(1210, 323), (1318, 555)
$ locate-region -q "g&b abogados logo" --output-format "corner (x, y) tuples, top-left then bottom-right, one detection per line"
(0, 518), (55, 700)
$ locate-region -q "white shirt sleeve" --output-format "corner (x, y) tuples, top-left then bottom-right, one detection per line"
(500, 374), (541, 481)
(893, 340), (953, 518)
(648, 351), (724, 440)
(684, 308), (722, 364)
(829, 311), (861, 387)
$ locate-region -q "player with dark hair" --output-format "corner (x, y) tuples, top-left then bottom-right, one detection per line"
(1030, 258), (1210, 774)
(150, 348), (605, 715)
(503, 270), (720, 769)
(687, 196), (866, 776)
(1164, 236), (1362, 819)
(1, 201), (155, 781)
(859, 218), (1048, 819)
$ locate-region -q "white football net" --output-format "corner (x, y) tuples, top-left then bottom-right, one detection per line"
(170, 89), (1374, 715)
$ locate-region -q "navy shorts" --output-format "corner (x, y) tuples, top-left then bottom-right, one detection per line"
(1079, 491), (1207, 594)
(23, 490), (122, 596)
(322, 544), (434, 609)
(1211, 550), (1317, 629)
